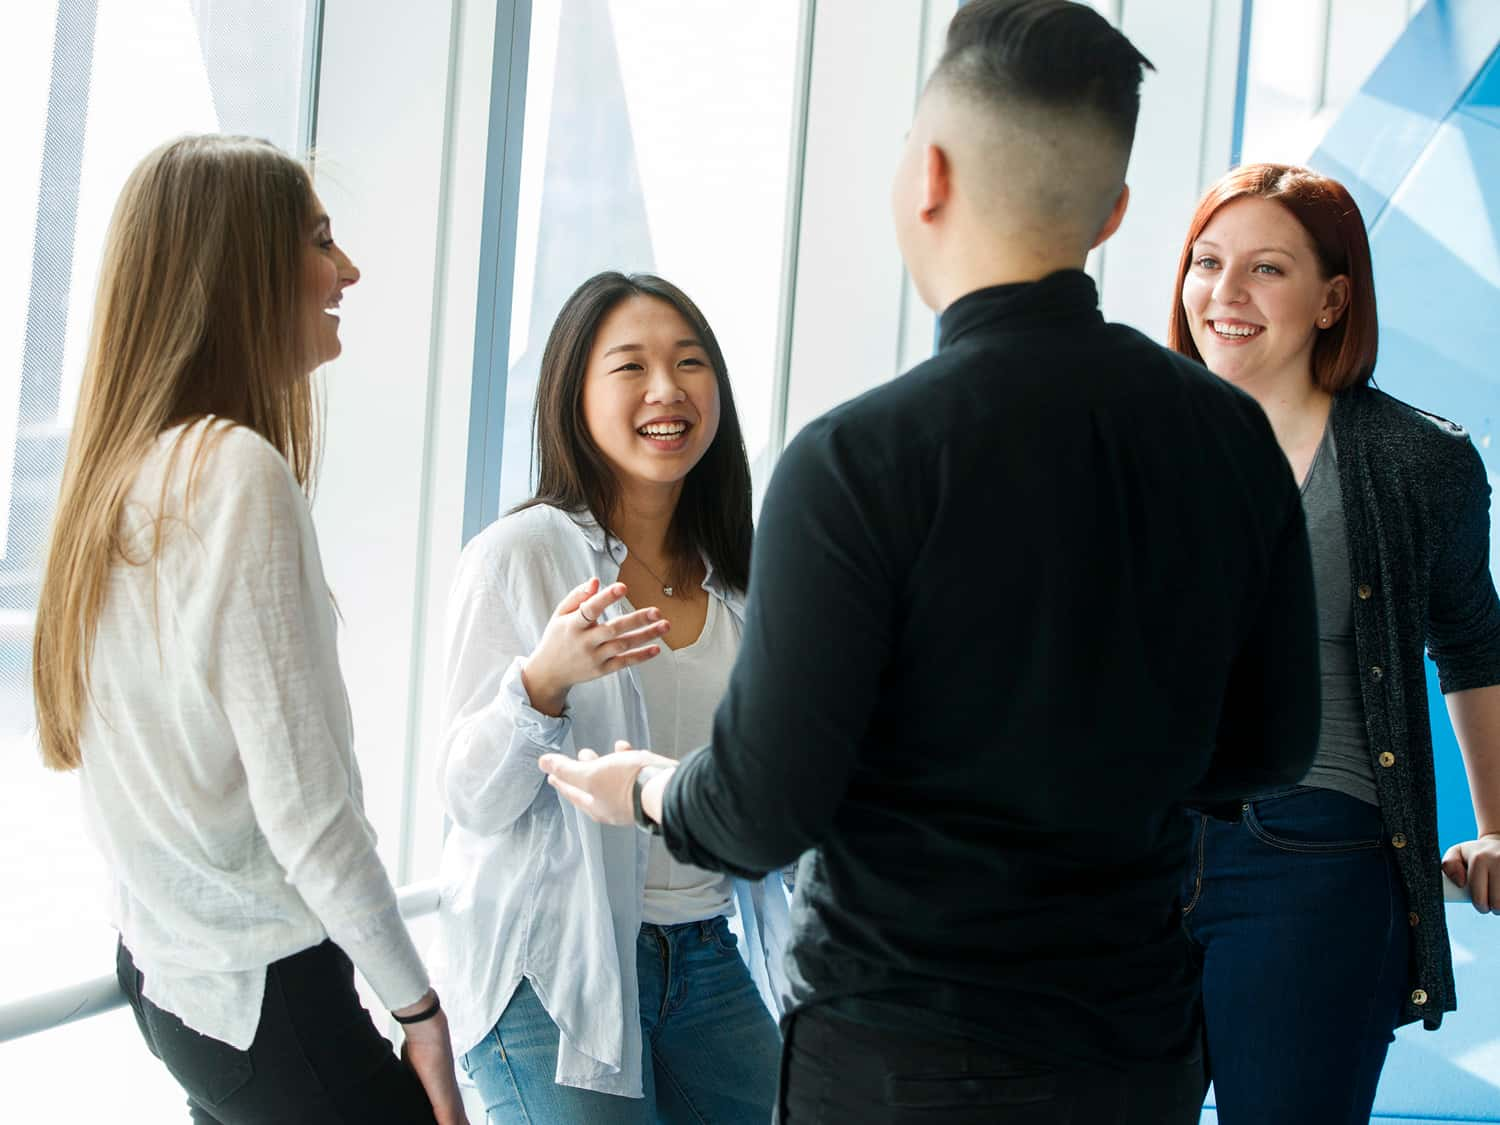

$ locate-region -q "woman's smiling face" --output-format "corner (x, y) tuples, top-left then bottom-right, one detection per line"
(300, 194), (360, 372)
(580, 294), (721, 498)
(1182, 195), (1348, 390)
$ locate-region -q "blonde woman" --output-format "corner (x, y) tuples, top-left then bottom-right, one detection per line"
(32, 135), (466, 1125)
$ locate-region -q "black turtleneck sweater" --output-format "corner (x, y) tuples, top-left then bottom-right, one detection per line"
(662, 271), (1320, 1068)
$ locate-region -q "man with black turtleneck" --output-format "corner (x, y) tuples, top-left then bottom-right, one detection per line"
(541, 2), (1320, 1121)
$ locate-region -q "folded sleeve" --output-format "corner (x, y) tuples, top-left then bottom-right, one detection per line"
(1428, 437), (1500, 693)
(437, 533), (575, 835)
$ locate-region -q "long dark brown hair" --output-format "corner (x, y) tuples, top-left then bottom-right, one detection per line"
(515, 272), (753, 592)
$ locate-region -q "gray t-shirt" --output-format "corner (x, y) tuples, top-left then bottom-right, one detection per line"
(1300, 422), (1378, 805)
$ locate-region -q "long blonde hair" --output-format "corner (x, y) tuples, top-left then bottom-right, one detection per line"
(33, 134), (322, 770)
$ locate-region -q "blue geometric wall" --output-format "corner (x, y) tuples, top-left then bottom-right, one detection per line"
(1316, 1), (1500, 1119)
(1318, 0), (1500, 863)
(1204, 5), (1500, 1122)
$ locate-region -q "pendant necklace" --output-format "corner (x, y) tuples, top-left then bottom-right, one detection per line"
(626, 546), (678, 598)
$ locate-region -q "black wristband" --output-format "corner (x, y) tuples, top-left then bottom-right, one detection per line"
(632, 766), (665, 836)
(393, 992), (442, 1025)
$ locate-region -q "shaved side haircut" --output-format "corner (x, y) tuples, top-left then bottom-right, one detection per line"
(927, 0), (1155, 241)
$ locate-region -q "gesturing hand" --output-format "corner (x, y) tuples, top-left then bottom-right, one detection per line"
(521, 579), (670, 716)
(1442, 833), (1500, 914)
(540, 743), (677, 827)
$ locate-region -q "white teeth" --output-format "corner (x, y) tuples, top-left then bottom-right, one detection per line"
(1211, 321), (1261, 339)
(639, 423), (687, 437)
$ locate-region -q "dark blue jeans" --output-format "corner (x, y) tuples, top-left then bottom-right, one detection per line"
(1182, 786), (1411, 1124)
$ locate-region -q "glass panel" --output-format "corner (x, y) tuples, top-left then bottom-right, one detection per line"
(0, 1006), (187, 1120)
(497, 0), (803, 509)
(1240, 0), (1416, 165)
(0, 0), (315, 1020)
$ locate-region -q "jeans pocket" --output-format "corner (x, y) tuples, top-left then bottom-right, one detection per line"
(141, 1002), (255, 1109)
(886, 1070), (1059, 1108)
(706, 915), (741, 956)
(1243, 790), (1383, 854)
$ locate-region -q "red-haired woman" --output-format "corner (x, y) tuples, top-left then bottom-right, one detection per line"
(1169, 163), (1500, 1122)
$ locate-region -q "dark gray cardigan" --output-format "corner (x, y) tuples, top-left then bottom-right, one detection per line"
(1333, 385), (1500, 1029)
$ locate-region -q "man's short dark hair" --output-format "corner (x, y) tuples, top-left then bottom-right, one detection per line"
(936, 0), (1155, 150)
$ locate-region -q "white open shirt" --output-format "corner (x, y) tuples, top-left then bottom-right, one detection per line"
(431, 504), (790, 1097)
(79, 420), (429, 1049)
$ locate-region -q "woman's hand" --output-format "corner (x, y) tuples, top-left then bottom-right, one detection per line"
(521, 579), (670, 716)
(540, 743), (677, 826)
(395, 992), (470, 1125)
(1442, 833), (1500, 914)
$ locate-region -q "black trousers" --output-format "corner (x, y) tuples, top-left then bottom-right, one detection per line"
(777, 1004), (1206, 1125)
(117, 939), (436, 1124)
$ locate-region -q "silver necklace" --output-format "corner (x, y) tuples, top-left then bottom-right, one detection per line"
(624, 545), (679, 597)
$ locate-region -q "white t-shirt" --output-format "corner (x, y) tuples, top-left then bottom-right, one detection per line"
(634, 594), (738, 925)
(78, 419), (428, 1049)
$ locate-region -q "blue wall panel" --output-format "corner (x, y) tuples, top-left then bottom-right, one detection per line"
(1296, 4), (1500, 1120)
(1310, 1), (1500, 1119)
(1312, 0), (1500, 226)
(1357, 67), (1500, 859)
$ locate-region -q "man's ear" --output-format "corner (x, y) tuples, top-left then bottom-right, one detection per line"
(921, 143), (953, 221)
(1090, 183), (1130, 249)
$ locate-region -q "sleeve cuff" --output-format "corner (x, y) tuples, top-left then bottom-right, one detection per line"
(327, 901), (431, 1013)
(502, 656), (573, 750)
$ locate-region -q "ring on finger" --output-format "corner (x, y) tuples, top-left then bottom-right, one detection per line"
(578, 608), (597, 626)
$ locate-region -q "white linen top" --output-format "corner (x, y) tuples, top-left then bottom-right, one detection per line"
(431, 504), (790, 1097)
(78, 420), (429, 1050)
(635, 594), (737, 925)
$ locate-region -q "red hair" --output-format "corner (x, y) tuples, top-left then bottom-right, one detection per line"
(1168, 163), (1378, 392)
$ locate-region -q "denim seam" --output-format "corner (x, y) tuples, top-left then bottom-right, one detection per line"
(1242, 805), (1381, 854)
(649, 1041), (712, 1125)
(707, 918), (738, 957)
(654, 927), (676, 1022)
(490, 1024), (534, 1125)
(1182, 814), (1209, 917)
(1342, 849), (1405, 1125)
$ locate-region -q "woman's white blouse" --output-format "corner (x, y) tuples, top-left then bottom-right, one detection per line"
(432, 504), (790, 1097)
(78, 420), (430, 1050)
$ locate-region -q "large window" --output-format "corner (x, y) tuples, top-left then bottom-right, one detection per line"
(495, 0), (804, 509)
(0, 1), (316, 1116)
(1239, 0), (1422, 164)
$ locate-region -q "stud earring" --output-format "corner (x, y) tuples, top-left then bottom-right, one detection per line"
(1319, 316), (1330, 327)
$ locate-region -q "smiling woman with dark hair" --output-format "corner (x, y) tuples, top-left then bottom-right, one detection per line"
(431, 271), (785, 1124)
(1172, 163), (1500, 1123)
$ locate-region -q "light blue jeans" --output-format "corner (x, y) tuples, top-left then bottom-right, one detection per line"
(461, 917), (781, 1124)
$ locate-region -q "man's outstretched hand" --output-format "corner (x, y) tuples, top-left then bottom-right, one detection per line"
(540, 742), (676, 827)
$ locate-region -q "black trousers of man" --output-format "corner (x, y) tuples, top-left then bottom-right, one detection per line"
(777, 1005), (1206, 1124)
